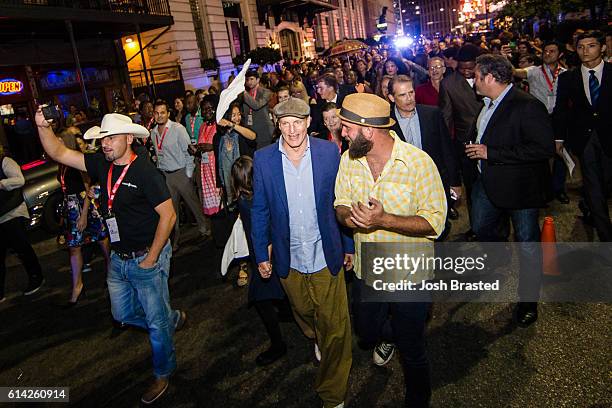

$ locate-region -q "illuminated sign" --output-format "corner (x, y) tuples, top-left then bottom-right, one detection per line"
(0, 79), (24, 96)
(40, 68), (110, 91)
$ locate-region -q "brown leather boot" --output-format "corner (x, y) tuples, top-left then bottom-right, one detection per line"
(141, 377), (169, 404)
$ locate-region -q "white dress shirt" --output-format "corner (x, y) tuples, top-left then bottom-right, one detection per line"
(581, 60), (605, 105)
(526, 64), (566, 114)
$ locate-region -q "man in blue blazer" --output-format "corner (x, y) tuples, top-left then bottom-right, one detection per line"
(251, 97), (354, 408)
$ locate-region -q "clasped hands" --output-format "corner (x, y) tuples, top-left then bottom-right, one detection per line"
(349, 197), (386, 230)
(258, 255), (354, 278)
(188, 143), (214, 155)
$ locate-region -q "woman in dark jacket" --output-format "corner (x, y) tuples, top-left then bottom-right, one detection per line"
(231, 156), (289, 366)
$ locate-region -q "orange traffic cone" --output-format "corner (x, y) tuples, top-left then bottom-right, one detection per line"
(541, 216), (560, 276)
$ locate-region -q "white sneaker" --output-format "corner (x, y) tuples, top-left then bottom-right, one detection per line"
(373, 341), (395, 366)
(314, 342), (321, 362)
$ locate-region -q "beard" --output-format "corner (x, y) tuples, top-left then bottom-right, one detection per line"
(103, 150), (118, 162)
(348, 130), (373, 159)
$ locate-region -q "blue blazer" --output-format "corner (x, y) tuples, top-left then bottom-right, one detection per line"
(251, 136), (355, 279)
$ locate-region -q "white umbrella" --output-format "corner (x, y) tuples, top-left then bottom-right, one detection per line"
(216, 59), (252, 124)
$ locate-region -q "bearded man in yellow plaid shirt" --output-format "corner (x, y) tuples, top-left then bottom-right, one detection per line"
(334, 93), (446, 408)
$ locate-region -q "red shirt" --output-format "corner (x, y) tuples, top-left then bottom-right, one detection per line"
(415, 81), (439, 107)
(327, 132), (342, 153)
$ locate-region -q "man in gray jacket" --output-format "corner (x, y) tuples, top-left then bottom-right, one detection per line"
(242, 70), (274, 149)
(151, 100), (210, 251)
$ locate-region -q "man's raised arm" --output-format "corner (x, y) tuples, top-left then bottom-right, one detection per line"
(35, 107), (86, 171)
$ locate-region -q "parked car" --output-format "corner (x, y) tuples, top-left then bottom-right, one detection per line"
(21, 158), (62, 232)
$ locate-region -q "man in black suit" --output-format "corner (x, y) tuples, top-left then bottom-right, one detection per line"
(439, 44), (484, 238)
(388, 74), (461, 228)
(465, 54), (555, 327)
(309, 74), (355, 137)
(553, 30), (612, 241)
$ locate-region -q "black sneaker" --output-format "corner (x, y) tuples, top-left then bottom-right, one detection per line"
(373, 341), (395, 366)
(23, 278), (44, 296)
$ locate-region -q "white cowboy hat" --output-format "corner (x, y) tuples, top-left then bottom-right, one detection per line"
(83, 113), (150, 140)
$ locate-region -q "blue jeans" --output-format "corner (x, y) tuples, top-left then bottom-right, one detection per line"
(471, 178), (542, 302)
(107, 241), (179, 378)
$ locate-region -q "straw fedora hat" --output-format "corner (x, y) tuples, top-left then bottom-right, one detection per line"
(83, 113), (150, 140)
(336, 93), (396, 128)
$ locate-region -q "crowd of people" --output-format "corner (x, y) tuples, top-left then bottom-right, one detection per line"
(0, 25), (609, 407)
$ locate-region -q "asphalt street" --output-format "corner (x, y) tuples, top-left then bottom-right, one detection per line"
(0, 182), (610, 408)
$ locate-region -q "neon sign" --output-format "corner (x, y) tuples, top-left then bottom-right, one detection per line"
(0, 79), (24, 96)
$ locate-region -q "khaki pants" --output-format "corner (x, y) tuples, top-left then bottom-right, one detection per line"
(281, 268), (352, 407)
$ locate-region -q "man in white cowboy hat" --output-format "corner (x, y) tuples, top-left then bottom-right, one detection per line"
(334, 93), (447, 408)
(35, 111), (186, 405)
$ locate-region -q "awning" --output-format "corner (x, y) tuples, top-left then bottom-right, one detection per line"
(322, 40), (368, 57)
(259, 0), (337, 13)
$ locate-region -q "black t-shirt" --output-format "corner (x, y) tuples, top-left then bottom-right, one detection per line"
(84, 145), (170, 252)
(58, 165), (85, 195)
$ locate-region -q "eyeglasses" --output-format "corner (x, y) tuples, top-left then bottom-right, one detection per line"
(429, 65), (445, 70)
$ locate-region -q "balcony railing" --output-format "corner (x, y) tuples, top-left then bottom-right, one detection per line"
(0, 0), (171, 16)
(129, 64), (183, 91)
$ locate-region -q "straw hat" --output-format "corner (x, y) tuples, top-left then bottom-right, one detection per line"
(83, 113), (150, 140)
(336, 93), (396, 128)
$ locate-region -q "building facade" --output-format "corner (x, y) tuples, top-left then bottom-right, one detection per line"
(398, 0), (421, 37)
(0, 0), (172, 162)
(362, 0), (397, 39)
(314, 0), (368, 50)
(131, 0), (368, 91)
(418, 0), (461, 37)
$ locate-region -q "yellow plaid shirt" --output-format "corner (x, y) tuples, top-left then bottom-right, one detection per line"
(334, 130), (447, 279)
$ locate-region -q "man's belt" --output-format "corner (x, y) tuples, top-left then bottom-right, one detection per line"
(163, 168), (182, 174)
(114, 248), (149, 260)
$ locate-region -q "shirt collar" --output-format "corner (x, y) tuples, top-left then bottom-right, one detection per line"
(394, 105), (417, 120)
(152, 119), (173, 134)
(355, 130), (409, 169)
(483, 83), (513, 109)
(544, 63), (564, 74)
(581, 59), (605, 76)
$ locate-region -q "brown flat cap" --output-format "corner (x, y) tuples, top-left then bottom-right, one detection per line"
(337, 93), (396, 128)
(273, 97), (310, 119)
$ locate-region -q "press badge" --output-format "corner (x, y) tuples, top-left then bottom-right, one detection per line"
(105, 216), (121, 243)
(247, 114), (253, 126)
